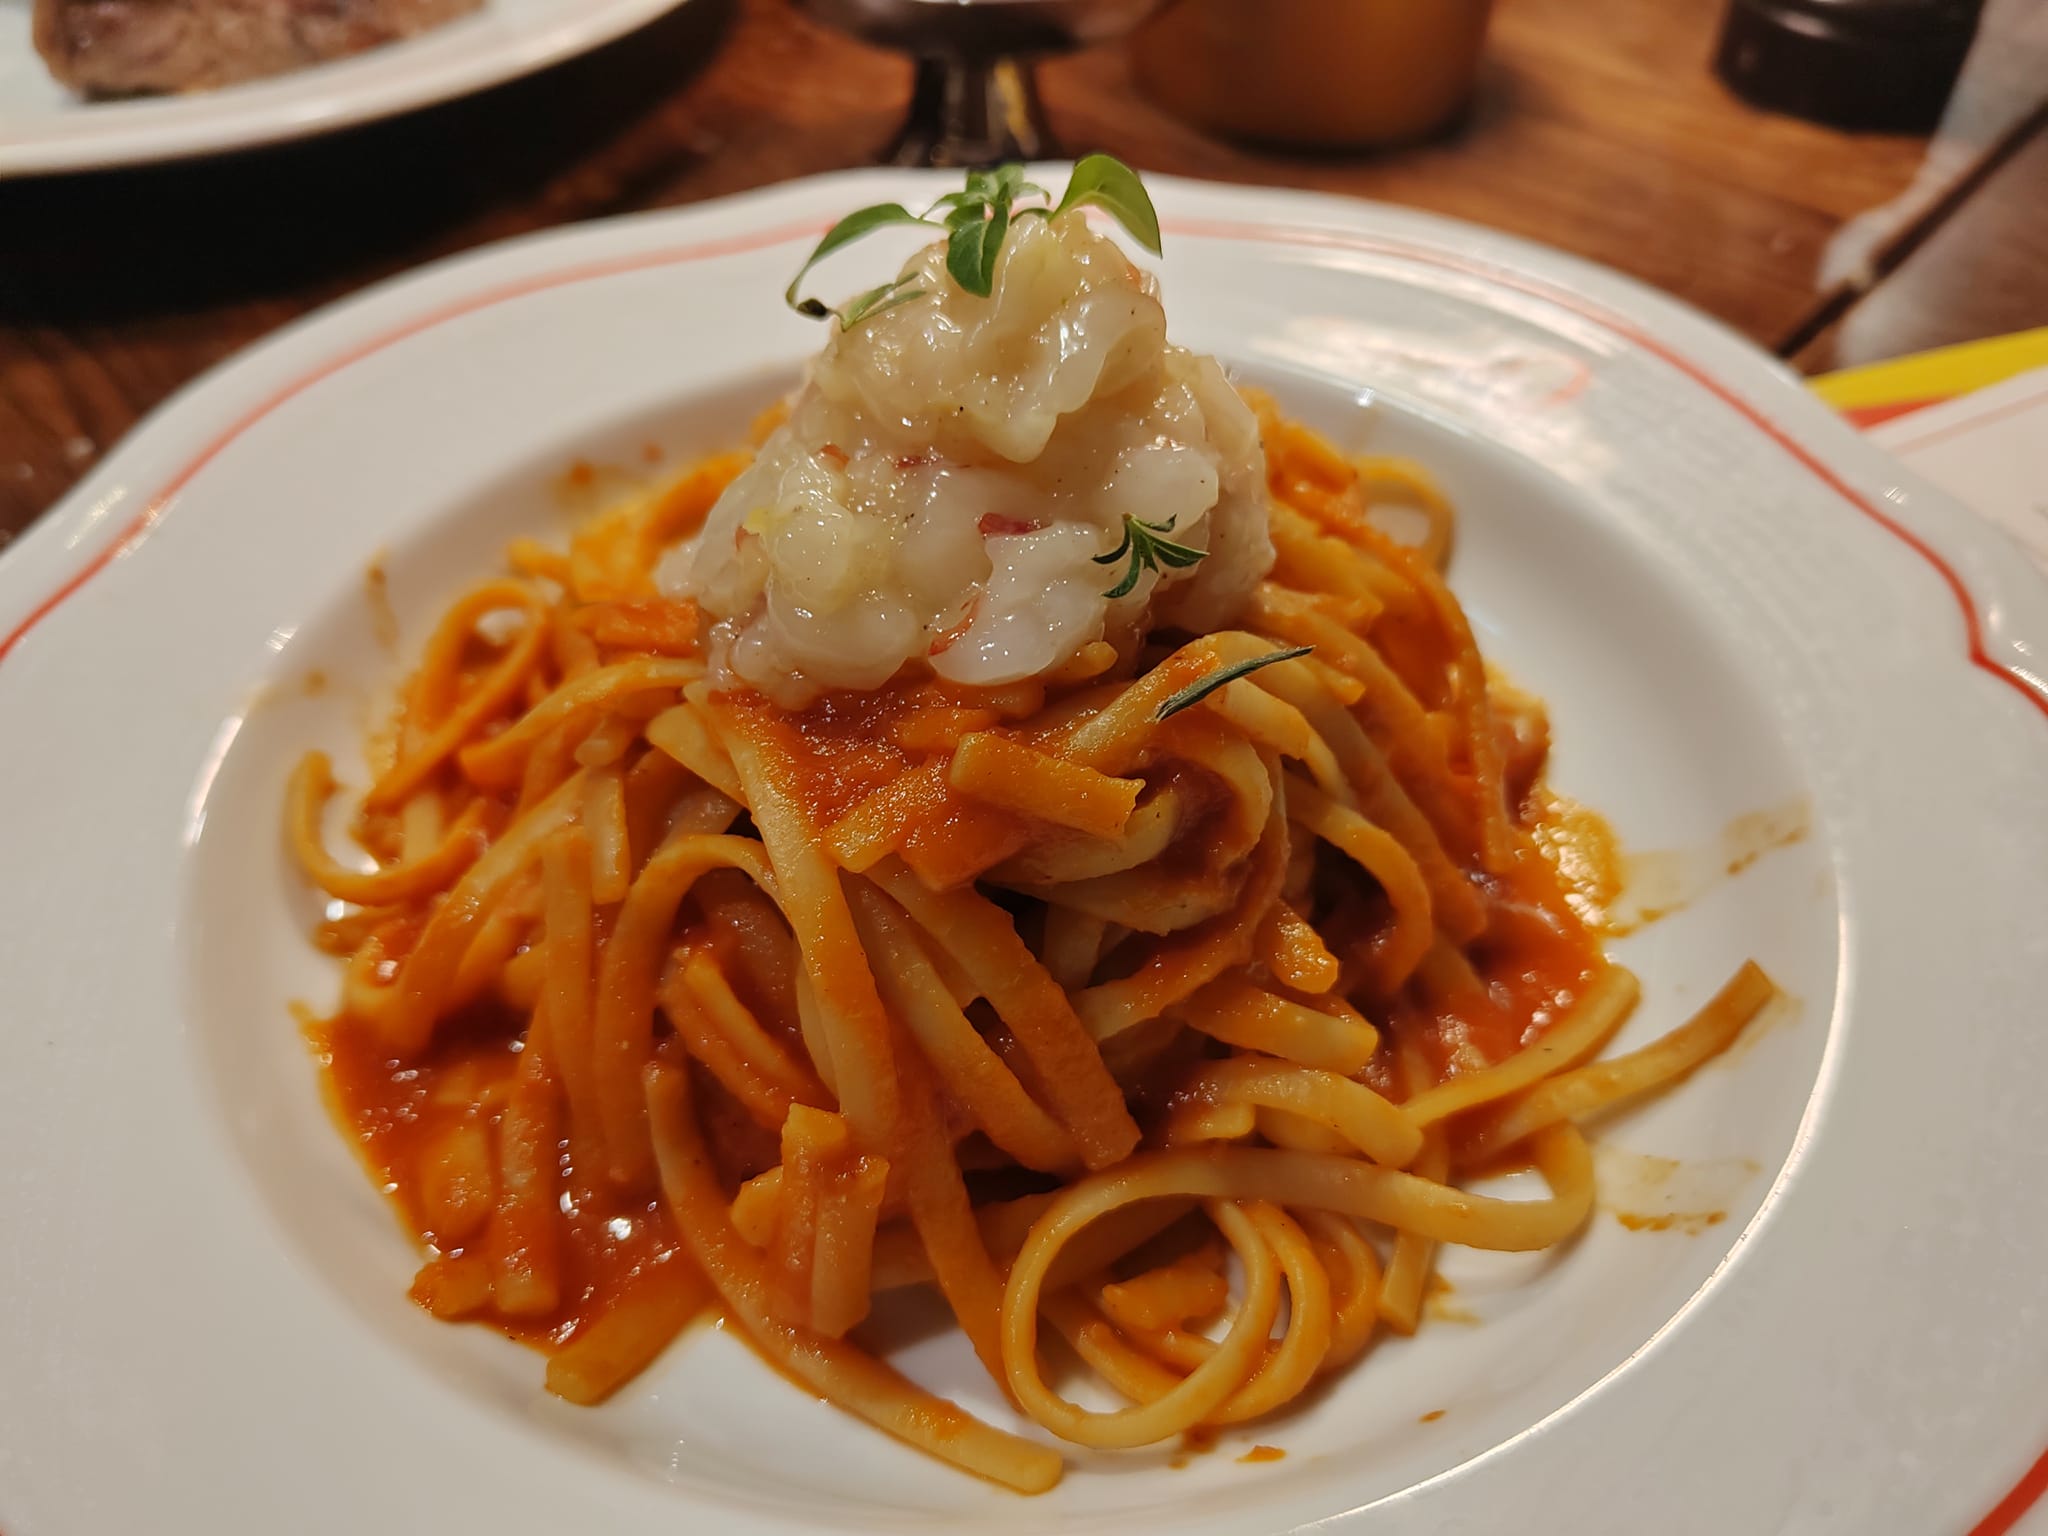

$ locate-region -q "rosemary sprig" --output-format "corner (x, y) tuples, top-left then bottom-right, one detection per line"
(1093, 514), (1208, 600)
(786, 154), (1162, 329)
(1156, 647), (1316, 721)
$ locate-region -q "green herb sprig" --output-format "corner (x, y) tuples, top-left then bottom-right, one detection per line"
(785, 154), (1163, 330)
(1156, 647), (1316, 722)
(1093, 514), (1208, 600)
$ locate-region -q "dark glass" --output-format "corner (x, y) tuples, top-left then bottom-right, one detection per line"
(799, 0), (1166, 165)
(1715, 0), (1987, 132)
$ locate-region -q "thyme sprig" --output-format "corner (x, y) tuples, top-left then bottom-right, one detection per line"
(1093, 514), (1208, 600)
(1156, 647), (1316, 721)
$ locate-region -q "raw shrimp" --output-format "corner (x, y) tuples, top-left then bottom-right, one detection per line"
(671, 212), (1272, 703)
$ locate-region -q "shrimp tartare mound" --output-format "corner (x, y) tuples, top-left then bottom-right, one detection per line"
(671, 212), (1273, 703)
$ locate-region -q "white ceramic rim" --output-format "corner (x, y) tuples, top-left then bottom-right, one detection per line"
(0, 0), (692, 178)
(2, 170), (2047, 1536)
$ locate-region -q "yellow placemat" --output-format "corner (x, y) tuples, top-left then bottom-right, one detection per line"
(1812, 327), (2048, 428)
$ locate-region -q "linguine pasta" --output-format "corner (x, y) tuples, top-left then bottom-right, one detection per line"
(290, 399), (1771, 1491)
(288, 173), (1772, 1492)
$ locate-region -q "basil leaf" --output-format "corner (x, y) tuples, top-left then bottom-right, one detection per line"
(1052, 153), (1163, 254)
(785, 203), (934, 317)
(989, 164), (1048, 207)
(946, 199), (1011, 298)
(1156, 647), (1314, 721)
(789, 159), (1159, 327)
(839, 278), (926, 330)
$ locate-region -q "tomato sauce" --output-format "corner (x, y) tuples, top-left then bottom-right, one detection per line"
(309, 1007), (678, 1351)
(308, 667), (1618, 1358)
(1385, 795), (1610, 1084)
(735, 686), (921, 824)
(727, 681), (1064, 887)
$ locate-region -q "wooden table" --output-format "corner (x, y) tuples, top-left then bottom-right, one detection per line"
(1, 0), (2044, 548)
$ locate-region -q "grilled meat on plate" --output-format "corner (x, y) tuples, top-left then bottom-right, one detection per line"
(34, 0), (485, 95)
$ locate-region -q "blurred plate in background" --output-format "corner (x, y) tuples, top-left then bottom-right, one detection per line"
(0, 0), (695, 178)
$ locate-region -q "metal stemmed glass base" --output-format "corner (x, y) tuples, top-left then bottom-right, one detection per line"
(889, 55), (1053, 167)
(800, 0), (1166, 168)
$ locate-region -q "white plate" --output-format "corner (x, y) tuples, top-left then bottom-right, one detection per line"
(2, 171), (2047, 1536)
(0, 0), (691, 177)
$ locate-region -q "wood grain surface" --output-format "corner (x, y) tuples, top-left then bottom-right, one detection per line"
(1792, 108), (2048, 374)
(0, 0), (2041, 545)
